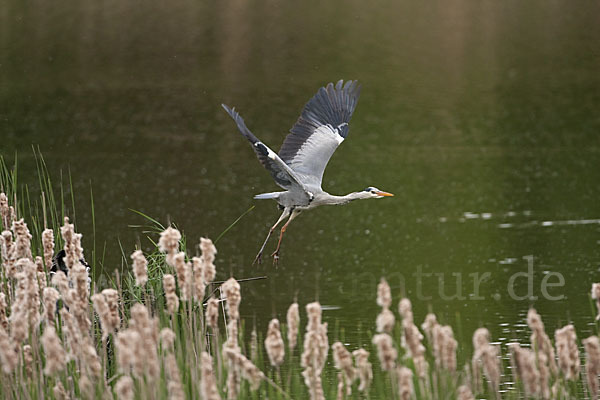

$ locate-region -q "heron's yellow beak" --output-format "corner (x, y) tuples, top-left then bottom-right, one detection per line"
(375, 191), (394, 197)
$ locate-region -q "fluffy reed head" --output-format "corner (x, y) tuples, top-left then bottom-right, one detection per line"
(372, 333), (397, 371)
(353, 348), (372, 392)
(200, 352), (221, 400)
(397, 366), (414, 400)
(377, 278), (392, 308)
(509, 342), (540, 397)
(286, 302), (300, 351)
(115, 376), (134, 400)
(60, 217), (83, 270)
(555, 324), (580, 381)
(42, 228), (54, 270)
(200, 237), (217, 284)
(131, 249), (148, 287)
(221, 278), (241, 321)
(206, 297), (219, 330)
(41, 326), (67, 375)
(158, 226), (181, 266)
(163, 274), (179, 314)
(332, 341), (355, 393)
(584, 336), (600, 398)
(264, 318), (285, 368)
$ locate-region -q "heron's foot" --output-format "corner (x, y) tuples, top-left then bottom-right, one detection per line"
(271, 251), (280, 267)
(252, 252), (263, 265)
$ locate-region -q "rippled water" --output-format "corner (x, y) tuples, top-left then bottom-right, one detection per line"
(2, 0), (600, 373)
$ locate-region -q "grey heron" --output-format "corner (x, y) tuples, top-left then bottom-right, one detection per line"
(222, 80), (393, 264)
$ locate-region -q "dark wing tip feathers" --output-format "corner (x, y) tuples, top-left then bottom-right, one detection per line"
(221, 103), (260, 144)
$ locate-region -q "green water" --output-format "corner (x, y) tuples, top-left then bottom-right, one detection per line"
(2, 0), (600, 380)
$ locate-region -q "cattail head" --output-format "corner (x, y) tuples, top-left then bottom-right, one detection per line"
(131, 250), (148, 287)
(397, 366), (414, 400)
(42, 228), (54, 270)
(509, 342), (540, 397)
(0, 193), (12, 229)
(206, 297), (219, 330)
(200, 237), (217, 284)
(158, 226), (181, 266)
(41, 326), (67, 375)
(457, 385), (475, 400)
(287, 302), (300, 351)
(192, 256), (206, 303)
(160, 327), (176, 350)
(377, 278), (392, 308)
(12, 218), (33, 260)
(555, 324), (580, 380)
(60, 217), (83, 270)
(163, 274), (179, 314)
(173, 252), (191, 301)
(115, 375), (135, 400)
(584, 336), (600, 398)
(0, 325), (18, 374)
(376, 308), (395, 334)
(353, 348), (372, 392)
(372, 333), (397, 371)
(265, 319), (285, 368)
(332, 341), (355, 390)
(92, 289), (119, 339)
(398, 298), (413, 323)
(592, 283), (600, 320)
(200, 352), (221, 400)
(221, 278), (241, 321)
(0, 293), (8, 331)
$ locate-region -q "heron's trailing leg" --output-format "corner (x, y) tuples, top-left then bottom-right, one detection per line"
(271, 209), (301, 265)
(253, 208), (290, 265)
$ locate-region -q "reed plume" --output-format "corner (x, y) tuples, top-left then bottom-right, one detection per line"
(41, 326), (67, 375)
(173, 252), (191, 301)
(353, 348), (373, 392)
(130, 249), (148, 287)
(301, 302), (328, 400)
(206, 297), (219, 330)
(192, 256), (205, 303)
(265, 318), (285, 368)
(286, 302), (299, 352)
(201, 352), (222, 400)
(0, 293), (7, 331)
(159, 226), (182, 267)
(398, 298), (427, 378)
(163, 274), (179, 314)
(584, 335), (600, 398)
(555, 324), (580, 381)
(593, 283), (600, 321)
(332, 341), (355, 395)
(60, 217), (82, 270)
(115, 376), (134, 400)
(397, 366), (414, 400)
(12, 218), (33, 260)
(42, 228), (54, 270)
(0, 325), (18, 373)
(509, 342), (540, 397)
(200, 237), (217, 284)
(372, 333), (397, 371)
(472, 328), (501, 393)
(222, 278), (241, 321)
(376, 278), (395, 333)
(0, 193), (12, 229)
(457, 384), (475, 400)
(527, 308), (557, 375)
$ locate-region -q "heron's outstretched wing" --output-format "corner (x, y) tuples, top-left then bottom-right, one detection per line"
(279, 80), (361, 188)
(222, 104), (313, 196)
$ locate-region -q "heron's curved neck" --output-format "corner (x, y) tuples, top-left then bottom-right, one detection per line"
(318, 191), (370, 206)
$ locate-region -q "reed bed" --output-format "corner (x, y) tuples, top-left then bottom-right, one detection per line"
(1, 157), (599, 399)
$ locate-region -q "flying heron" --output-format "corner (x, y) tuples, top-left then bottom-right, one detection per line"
(222, 80), (393, 264)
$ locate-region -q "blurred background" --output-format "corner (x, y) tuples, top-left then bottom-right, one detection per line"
(2, 0), (600, 367)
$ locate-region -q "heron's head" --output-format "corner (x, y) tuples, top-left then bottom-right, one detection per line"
(363, 187), (394, 199)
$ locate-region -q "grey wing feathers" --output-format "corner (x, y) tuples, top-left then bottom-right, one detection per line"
(278, 80), (361, 186)
(222, 104), (294, 189)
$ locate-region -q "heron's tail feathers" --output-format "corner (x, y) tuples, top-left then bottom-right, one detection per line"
(254, 192), (283, 200)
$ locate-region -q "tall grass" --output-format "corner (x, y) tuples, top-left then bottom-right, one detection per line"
(0, 154), (597, 399)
